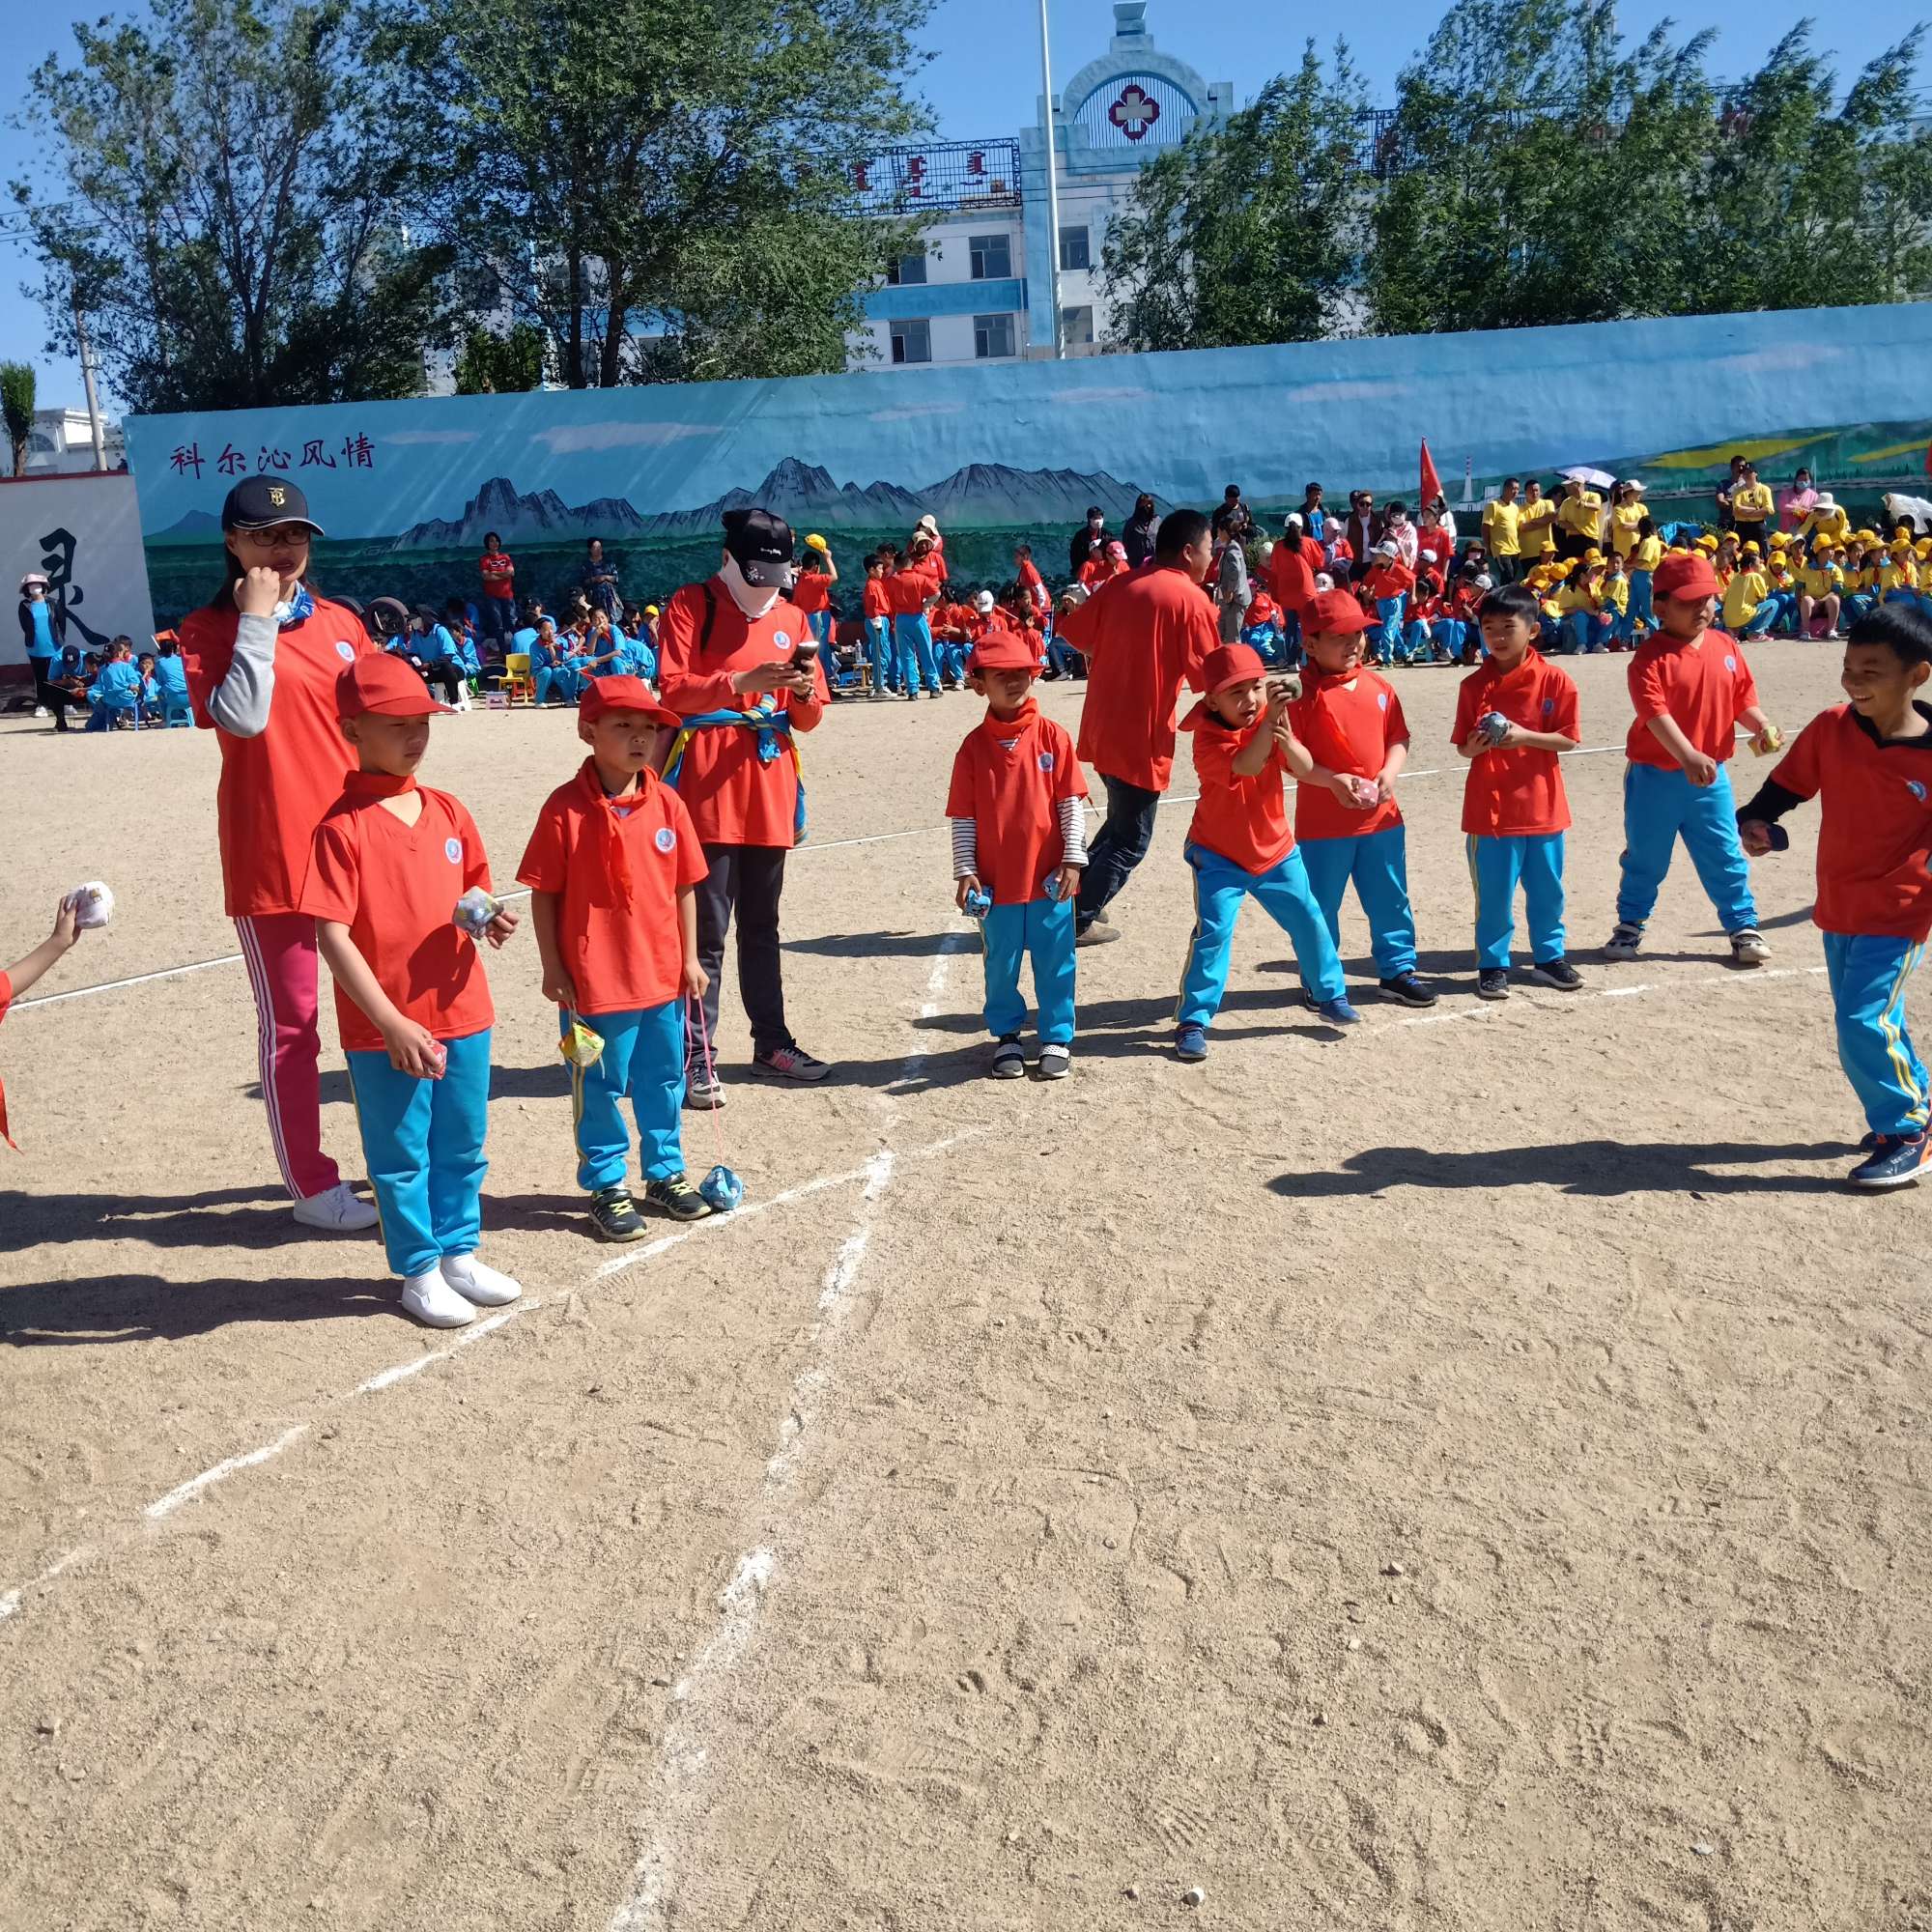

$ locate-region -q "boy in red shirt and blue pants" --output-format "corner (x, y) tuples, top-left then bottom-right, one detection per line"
(301, 656), (524, 1329)
(1174, 643), (1359, 1060)
(1287, 589), (1438, 1009)
(1739, 607), (1932, 1187)
(947, 629), (1088, 1080)
(1452, 582), (1585, 998)
(519, 676), (714, 1240)
(1606, 552), (1777, 968)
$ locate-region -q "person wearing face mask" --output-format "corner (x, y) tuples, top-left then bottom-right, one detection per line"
(177, 475), (382, 1233)
(655, 508), (832, 1101)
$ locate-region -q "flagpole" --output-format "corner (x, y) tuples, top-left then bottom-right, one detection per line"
(1037, 0), (1065, 359)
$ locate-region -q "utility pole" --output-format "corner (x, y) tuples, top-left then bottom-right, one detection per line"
(1037, 0), (1065, 358)
(71, 282), (106, 471)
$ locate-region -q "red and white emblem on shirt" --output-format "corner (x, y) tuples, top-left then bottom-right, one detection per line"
(1109, 85), (1161, 141)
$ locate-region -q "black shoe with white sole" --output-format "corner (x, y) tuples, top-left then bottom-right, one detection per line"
(1525, 956), (1583, 990)
(1476, 968), (1510, 1001)
(1378, 970), (1437, 1009)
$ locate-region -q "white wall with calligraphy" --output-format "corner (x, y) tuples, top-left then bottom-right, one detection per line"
(0, 474), (157, 668)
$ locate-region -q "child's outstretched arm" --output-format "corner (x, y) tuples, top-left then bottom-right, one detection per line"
(5, 895), (83, 1001)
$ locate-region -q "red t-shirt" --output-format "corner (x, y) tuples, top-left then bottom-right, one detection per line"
(793, 574), (833, 614)
(1288, 669), (1407, 840)
(862, 578), (890, 619)
(1626, 629), (1759, 767)
(300, 781), (496, 1054)
(1363, 561), (1415, 604)
(479, 551), (515, 600)
(1268, 537), (1325, 615)
(1187, 716), (1295, 873)
(944, 706), (1088, 906)
(517, 763), (709, 1012)
(1058, 563), (1217, 793)
(1769, 704), (1932, 938)
(884, 561), (943, 616)
(180, 597), (375, 918)
(1016, 557), (1049, 613)
(1451, 649), (1578, 836)
(655, 578), (828, 847)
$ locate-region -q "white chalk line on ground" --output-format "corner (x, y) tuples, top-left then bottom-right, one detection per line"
(606, 930), (962, 1931)
(1396, 963), (1828, 1027)
(11, 742), (1638, 1013)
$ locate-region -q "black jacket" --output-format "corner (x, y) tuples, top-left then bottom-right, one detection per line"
(1122, 510), (1159, 569)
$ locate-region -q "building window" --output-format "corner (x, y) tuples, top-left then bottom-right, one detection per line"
(1059, 226), (1091, 272)
(969, 233), (1012, 280)
(885, 247), (927, 287)
(974, 313), (1016, 359)
(1061, 305), (1095, 348)
(889, 319), (931, 365)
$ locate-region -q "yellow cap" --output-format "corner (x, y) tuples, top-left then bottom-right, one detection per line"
(1583, 547), (1604, 564)
(804, 532), (829, 553)
(644, 605), (659, 616)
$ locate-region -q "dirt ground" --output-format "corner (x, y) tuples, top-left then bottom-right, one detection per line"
(1, 644), (1928, 1932)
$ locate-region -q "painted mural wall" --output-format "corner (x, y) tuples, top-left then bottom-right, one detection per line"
(125, 301), (1932, 625)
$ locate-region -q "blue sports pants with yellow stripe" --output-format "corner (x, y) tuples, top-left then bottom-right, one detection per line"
(1616, 761), (1757, 934)
(1468, 832), (1565, 969)
(1823, 933), (1929, 1138)
(346, 1027), (491, 1279)
(568, 1001), (686, 1191)
(1179, 843), (1345, 1025)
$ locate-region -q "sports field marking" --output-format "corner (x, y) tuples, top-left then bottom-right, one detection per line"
(9, 740), (1636, 1013)
(144, 1425), (311, 1521)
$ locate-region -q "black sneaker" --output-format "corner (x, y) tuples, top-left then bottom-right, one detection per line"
(990, 1034), (1026, 1079)
(644, 1173), (714, 1222)
(589, 1185), (647, 1243)
(1378, 970), (1437, 1009)
(1476, 968), (1510, 1001)
(1848, 1132), (1932, 1189)
(1526, 957), (1583, 991)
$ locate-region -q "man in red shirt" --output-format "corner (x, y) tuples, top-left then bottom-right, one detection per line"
(1606, 552), (1777, 968)
(1174, 643), (1358, 1060)
(1054, 508), (1218, 946)
(657, 508), (830, 1098)
(1452, 582), (1583, 999)
(478, 532), (517, 648)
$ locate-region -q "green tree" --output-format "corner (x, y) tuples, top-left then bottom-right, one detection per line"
(453, 323), (548, 394)
(0, 362), (35, 477)
(1100, 44), (1368, 353)
(10, 0), (452, 413)
(392, 0), (933, 387)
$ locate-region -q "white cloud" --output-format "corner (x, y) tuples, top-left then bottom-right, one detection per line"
(532, 419), (722, 454)
(867, 400), (967, 423)
(382, 428), (480, 445)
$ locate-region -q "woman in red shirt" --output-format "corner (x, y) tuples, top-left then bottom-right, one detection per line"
(179, 475), (379, 1232)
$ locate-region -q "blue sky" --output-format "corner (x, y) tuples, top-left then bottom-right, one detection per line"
(1, 0), (1915, 414)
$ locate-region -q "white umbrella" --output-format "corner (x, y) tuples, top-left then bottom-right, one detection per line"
(1563, 466), (1616, 489)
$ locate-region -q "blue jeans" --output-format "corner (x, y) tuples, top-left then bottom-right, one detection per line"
(1615, 761), (1757, 933)
(1469, 832), (1566, 969)
(1741, 597), (1780, 639)
(1074, 775), (1161, 932)
(865, 615), (895, 691)
(1823, 932), (1929, 1137)
(894, 613), (938, 694)
(981, 896), (1076, 1043)
(345, 1027), (492, 1279)
(1179, 843), (1345, 1025)
(1626, 570), (1655, 639)
(569, 1000), (686, 1190)
(1295, 823), (1418, 985)
(1046, 635), (1084, 677)
(1565, 611), (1613, 654)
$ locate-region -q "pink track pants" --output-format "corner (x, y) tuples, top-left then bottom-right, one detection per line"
(236, 913), (341, 1201)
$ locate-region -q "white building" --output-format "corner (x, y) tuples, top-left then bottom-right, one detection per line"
(22, 406), (124, 474)
(847, 2), (1231, 370)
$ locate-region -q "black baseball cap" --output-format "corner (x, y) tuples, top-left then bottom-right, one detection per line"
(221, 474), (326, 536)
(723, 507), (796, 588)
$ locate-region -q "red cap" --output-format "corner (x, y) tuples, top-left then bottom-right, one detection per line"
(1653, 554), (1719, 603)
(336, 653), (448, 719)
(1182, 642), (1270, 730)
(1304, 587), (1371, 636)
(967, 627), (1037, 674)
(579, 675), (679, 728)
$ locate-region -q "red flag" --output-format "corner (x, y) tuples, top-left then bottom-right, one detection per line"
(1923, 438), (1932, 478)
(1420, 440), (1443, 507)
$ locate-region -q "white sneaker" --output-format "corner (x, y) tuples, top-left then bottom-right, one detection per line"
(1731, 928), (1772, 966)
(33, 706), (49, 720)
(292, 1181), (381, 1232)
(440, 1252), (522, 1306)
(400, 1269), (476, 1328)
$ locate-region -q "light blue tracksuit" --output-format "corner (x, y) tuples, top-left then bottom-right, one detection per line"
(568, 1001), (686, 1190)
(1621, 571), (1655, 642)
(533, 642), (583, 706)
(865, 615), (895, 692)
(345, 1027), (492, 1279)
(1375, 596), (1406, 665)
(1469, 833), (1566, 969)
(1823, 933), (1929, 1138)
(1615, 761), (1757, 934)
(980, 896), (1076, 1044)
(1296, 823), (1420, 988)
(1179, 843), (1345, 1026)
(894, 612), (939, 695)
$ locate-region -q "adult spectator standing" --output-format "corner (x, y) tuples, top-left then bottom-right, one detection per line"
(1298, 482), (1328, 540)
(178, 475), (380, 1233)
(1342, 492), (1382, 580)
(582, 537), (622, 620)
(17, 571), (72, 729)
(1777, 467), (1819, 535)
(1068, 504), (1108, 580)
(477, 532), (517, 647)
(1555, 477), (1604, 561)
(1268, 515), (1326, 622)
(1729, 462), (1776, 556)
(1122, 493), (1160, 568)
(1212, 507), (1252, 642)
(1055, 508), (1217, 945)
(656, 508), (831, 1100)
(1715, 454), (1747, 533)
(1482, 479), (1522, 583)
